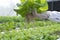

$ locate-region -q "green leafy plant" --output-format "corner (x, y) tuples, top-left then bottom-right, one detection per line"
(14, 0), (48, 16)
(0, 16), (24, 23)
(0, 17), (60, 40)
(0, 26), (60, 40)
(14, 0), (48, 22)
(0, 20), (59, 32)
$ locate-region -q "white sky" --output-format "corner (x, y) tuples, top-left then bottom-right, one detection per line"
(0, 0), (20, 16)
(0, 0), (20, 7)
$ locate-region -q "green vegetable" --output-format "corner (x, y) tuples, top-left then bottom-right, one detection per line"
(14, 0), (48, 17)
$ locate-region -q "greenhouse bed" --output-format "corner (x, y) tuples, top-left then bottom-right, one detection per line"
(0, 26), (60, 40)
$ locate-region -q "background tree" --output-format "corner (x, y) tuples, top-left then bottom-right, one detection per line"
(14, 0), (48, 22)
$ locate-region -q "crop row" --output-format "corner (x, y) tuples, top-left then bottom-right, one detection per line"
(0, 16), (24, 23)
(0, 26), (60, 40)
(0, 21), (59, 32)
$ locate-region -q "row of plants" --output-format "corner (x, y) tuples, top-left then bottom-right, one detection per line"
(0, 16), (24, 23)
(0, 16), (60, 40)
(0, 21), (59, 32)
(0, 26), (60, 40)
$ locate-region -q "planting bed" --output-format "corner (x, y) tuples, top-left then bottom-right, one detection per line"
(0, 16), (60, 40)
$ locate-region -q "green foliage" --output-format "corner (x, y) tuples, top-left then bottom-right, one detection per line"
(0, 16), (24, 23)
(14, 0), (48, 17)
(0, 22), (15, 31)
(0, 16), (60, 40)
(0, 26), (60, 40)
(0, 20), (59, 32)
